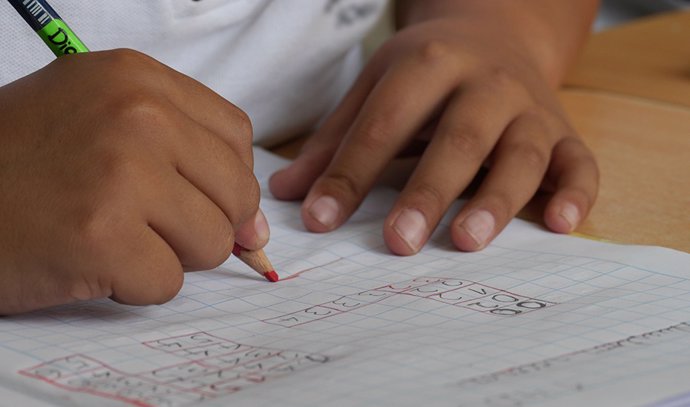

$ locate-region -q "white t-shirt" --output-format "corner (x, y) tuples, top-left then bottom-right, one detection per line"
(0, 0), (387, 146)
(597, 0), (689, 30)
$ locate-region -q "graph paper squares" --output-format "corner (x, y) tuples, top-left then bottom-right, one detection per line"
(20, 332), (328, 407)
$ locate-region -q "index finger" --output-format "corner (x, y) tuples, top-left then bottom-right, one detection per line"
(302, 46), (461, 232)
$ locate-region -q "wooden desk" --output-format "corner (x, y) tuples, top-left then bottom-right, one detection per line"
(565, 11), (690, 107)
(558, 89), (690, 253)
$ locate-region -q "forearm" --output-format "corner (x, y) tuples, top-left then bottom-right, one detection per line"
(394, 0), (600, 86)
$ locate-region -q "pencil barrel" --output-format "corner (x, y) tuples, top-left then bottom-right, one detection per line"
(7, 0), (89, 56)
(37, 19), (89, 55)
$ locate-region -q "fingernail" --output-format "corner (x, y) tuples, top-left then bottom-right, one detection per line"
(460, 210), (495, 248)
(559, 202), (580, 232)
(393, 209), (427, 252)
(255, 210), (270, 243)
(308, 195), (340, 228)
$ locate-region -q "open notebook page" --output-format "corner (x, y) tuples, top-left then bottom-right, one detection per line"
(0, 148), (689, 407)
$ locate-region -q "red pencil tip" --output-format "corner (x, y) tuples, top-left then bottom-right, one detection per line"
(265, 270), (280, 283)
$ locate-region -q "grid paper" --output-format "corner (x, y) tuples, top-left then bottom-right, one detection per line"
(0, 148), (688, 407)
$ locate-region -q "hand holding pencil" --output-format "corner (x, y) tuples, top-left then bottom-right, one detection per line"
(0, 0), (276, 315)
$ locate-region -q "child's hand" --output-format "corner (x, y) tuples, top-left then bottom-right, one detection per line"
(270, 14), (598, 255)
(0, 50), (266, 314)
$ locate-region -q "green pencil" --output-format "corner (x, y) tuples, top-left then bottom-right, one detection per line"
(7, 0), (88, 56)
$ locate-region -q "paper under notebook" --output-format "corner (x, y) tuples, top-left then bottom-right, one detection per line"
(1, 148), (689, 407)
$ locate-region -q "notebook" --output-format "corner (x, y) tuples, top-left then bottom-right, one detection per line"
(1, 148), (688, 407)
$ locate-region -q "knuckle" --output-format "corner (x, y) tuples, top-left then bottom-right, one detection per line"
(231, 107), (253, 140)
(485, 193), (515, 222)
(439, 124), (487, 160)
(408, 182), (447, 214)
(72, 206), (119, 261)
(417, 40), (454, 65)
(102, 48), (157, 71)
(475, 67), (525, 99)
(486, 67), (517, 89)
(356, 117), (392, 153)
(522, 105), (554, 124)
(322, 172), (365, 202)
(511, 142), (550, 170)
(95, 50), (161, 86)
(106, 92), (173, 132)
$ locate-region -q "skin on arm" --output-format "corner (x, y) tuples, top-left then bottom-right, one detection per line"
(270, 0), (600, 255)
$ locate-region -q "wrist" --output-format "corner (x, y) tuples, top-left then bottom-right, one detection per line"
(394, 0), (597, 87)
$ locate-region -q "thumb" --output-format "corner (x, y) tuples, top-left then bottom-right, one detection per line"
(233, 209), (270, 251)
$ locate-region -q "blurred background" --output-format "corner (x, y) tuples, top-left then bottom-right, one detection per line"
(596, 0), (689, 30)
(365, 0), (690, 55)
